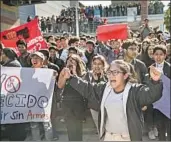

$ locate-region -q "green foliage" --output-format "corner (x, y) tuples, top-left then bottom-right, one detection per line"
(164, 5), (170, 32)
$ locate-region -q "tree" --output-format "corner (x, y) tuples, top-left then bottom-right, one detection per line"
(164, 3), (171, 32)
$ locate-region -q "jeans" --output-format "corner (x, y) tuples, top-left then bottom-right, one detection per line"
(30, 122), (53, 140)
(65, 117), (83, 141)
(90, 109), (99, 132)
(155, 110), (171, 141)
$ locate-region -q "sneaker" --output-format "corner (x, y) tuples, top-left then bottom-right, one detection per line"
(60, 118), (65, 123)
(148, 130), (156, 140)
(82, 118), (86, 123)
(52, 136), (59, 141)
(153, 127), (158, 137)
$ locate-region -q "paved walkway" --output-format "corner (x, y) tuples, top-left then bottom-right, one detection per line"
(48, 109), (157, 141)
(24, 108), (158, 141)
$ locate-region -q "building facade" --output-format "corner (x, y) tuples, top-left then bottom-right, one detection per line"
(1, 1), (73, 31)
(19, 1), (71, 24)
(0, 1), (20, 31)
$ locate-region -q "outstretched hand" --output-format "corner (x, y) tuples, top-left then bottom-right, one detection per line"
(62, 68), (71, 80)
(149, 66), (162, 81)
(92, 70), (104, 81)
(58, 68), (71, 89)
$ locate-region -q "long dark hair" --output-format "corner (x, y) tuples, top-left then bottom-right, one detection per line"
(141, 45), (155, 68)
(66, 54), (86, 77)
(141, 39), (151, 54)
(91, 55), (109, 72)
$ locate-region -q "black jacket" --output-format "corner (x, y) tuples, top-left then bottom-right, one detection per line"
(67, 76), (163, 141)
(18, 52), (31, 67)
(49, 57), (65, 72)
(58, 79), (85, 120)
(131, 59), (148, 83)
(137, 53), (155, 68)
(82, 71), (107, 109)
(166, 56), (171, 64)
(84, 50), (97, 70)
(47, 62), (60, 73)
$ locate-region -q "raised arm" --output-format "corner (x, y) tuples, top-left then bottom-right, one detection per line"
(57, 68), (106, 110)
(136, 66), (163, 107)
(68, 75), (105, 100)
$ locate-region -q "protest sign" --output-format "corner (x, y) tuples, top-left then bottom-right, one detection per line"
(96, 23), (128, 41)
(153, 75), (170, 119)
(0, 67), (56, 124)
(0, 19), (47, 54)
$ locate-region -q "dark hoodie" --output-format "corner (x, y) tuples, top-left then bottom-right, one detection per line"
(2, 48), (21, 67)
(85, 50), (97, 70)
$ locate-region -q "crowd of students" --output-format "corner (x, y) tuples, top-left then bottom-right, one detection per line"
(38, 13), (104, 34)
(62, 1), (164, 18)
(37, 1), (165, 34)
(0, 18), (170, 141)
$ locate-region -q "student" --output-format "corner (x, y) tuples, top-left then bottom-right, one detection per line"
(1, 48), (21, 67)
(137, 42), (156, 140)
(57, 54), (86, 141)
(152, 45), (170, 141)
(83, 55), (108, 133)
(58, 60), (163, 141)
(39, 49), (60, 140)
(84, 40), (97, 70)
(49, 46), (65, 72)
(138, 43), (155, 68)
(122, 39), (148, 83)
(30, 52), (53, 141)
(0, 48), (27, 141)
(16, 39), (32, 67)
(97, 40), (124, 64)
(60, 37), (79, 62)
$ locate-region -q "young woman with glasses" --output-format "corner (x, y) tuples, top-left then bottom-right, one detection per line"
(58, 60), (163, 141)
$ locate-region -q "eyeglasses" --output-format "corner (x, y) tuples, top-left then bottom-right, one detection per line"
(106, 70), (123, 76)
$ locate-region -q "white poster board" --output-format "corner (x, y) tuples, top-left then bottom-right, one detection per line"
(127, 7), (137, 22)
(1, 67), (56, 124)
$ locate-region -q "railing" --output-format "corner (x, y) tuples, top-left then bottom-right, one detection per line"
(42, 14), (164, 36)
(104, 14), (164, 23)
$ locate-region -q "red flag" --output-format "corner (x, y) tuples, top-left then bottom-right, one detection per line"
(0, 19), (47, 54)
(97, 23), (128, 41)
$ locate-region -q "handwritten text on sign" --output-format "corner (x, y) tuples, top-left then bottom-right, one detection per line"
(0, 67), (56, 124)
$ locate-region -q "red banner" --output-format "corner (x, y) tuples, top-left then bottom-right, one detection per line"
(0, 19), (47, 54)
(97, 23), (128, 41)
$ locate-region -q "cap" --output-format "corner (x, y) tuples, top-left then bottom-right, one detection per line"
(31, 51), (45, 60)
